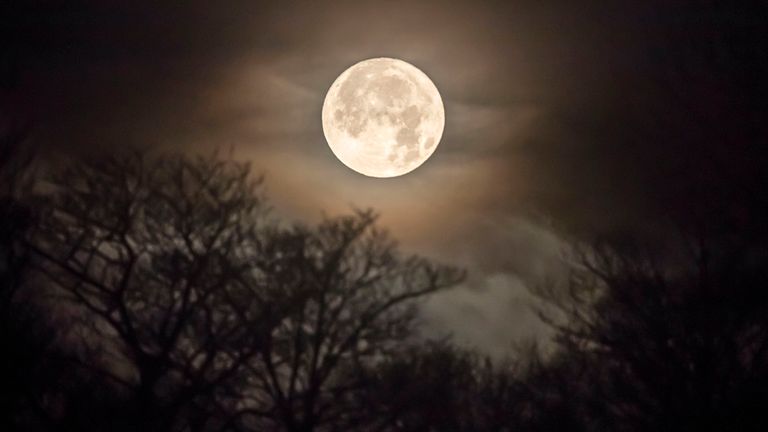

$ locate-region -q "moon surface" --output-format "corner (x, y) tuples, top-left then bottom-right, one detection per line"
(322, 58), (445, 178)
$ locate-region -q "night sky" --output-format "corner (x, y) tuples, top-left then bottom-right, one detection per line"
(5, 0), (767, 357)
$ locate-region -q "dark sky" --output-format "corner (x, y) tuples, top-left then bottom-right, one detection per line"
(5, 0), (767, 356)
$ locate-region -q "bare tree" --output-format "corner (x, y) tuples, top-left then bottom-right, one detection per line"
(29, 152), (278, 431)
(229, 211), (463, 432)
(522, 4), (768, 431)
(532, 231), (768, 432)
(0, 126), (68, 430)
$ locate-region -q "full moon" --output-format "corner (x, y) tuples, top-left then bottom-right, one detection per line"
(322, 58), (445, 178)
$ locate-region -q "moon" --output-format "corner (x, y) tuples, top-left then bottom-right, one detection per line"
(322, 58), (445, 178)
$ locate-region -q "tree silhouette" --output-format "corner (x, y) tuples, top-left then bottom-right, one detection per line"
(0, 127), (68, 430)
(533, 230), (768, 432)
(524, 4), (768, 431)
(229, 211), (463, 431)
(29, 153), (277, 431)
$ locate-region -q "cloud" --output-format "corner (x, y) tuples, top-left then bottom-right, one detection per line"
(420, 272), (553, 359)
(18, 1), (765, 357)
(11, 0), (570, 358)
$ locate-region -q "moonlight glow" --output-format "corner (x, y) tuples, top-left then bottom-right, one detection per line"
(322, 58), (445, 178)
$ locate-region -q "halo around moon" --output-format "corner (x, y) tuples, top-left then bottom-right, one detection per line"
(322, 58), (445, 178)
